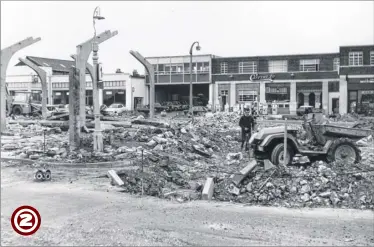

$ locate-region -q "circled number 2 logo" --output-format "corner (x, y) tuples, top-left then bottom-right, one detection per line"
(11, 205), (41, 236)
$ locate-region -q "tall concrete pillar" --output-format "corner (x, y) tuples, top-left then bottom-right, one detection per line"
(230, 82), (236, 107)
(289, 81), (297, 115)
(1, 37), (41, 132)
(98, 89), (103, 106)
(259, 82), (266, 103)
(215, 83), (220, 112)
(315, 92), (321, 109)
(339, 76), (348, 114)
(322, 80), (329, 114)
(48, 75), (53, 104)
(208, 83), (213, 105)
(304, 92), (310, 106)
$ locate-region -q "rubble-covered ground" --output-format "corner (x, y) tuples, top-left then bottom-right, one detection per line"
(1, 112), (374, 209)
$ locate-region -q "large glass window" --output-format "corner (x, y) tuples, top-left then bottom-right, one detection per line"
(239, 61), (257, 73)
(300, 59), (320, 72)
(238, 90), (257, 101)
(370, 51), (374, 65)
(268, 60), (288, 73)
(349, 52), (363, 66)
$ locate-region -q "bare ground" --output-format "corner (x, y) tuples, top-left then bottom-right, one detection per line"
(1, 163), (374, 246)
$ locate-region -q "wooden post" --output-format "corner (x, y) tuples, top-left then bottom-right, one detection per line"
(283, 118), (288, 167)
(69, 67), (81, 151)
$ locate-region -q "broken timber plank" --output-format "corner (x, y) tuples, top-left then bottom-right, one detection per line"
(232, 160), (257, 186)
(202, 177), (215, 200)
(107, 170), (125, 186)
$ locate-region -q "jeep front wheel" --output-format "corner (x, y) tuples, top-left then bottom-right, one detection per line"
(271, 143), (294, 166)
(12, 106), (22, 115)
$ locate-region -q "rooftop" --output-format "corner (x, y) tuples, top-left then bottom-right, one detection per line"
(15, 56), (89, 74)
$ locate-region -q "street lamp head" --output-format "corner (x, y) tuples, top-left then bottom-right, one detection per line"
(94, 16), (105, 20)
(93, 6), (105, 21)
(196, 45), (201, 51)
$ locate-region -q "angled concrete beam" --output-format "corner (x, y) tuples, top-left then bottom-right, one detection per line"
(19, 57), (48, 119)
(129, 50), (155, 118)
(71, 54), (94, 81)
(76, 30), (118, 127)
(1, 37), (41, 132)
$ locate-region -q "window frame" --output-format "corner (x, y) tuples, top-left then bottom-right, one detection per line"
(238, 61), (258, 74)
(370, 51), (374, 65)
(348, 51), (363, 66)
(238, 90), (257, 102)
(299, 59), (320, 72)
(220, 62), (228, 74)
(268, 60), (288, 73)
(333, 57), (340, 71)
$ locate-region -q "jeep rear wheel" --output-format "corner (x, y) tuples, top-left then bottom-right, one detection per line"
(327, 138), (361, 164)
(271, 143), (294, 166)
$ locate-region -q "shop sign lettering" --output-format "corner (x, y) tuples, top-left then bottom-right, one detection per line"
(250, 74), (275, 82)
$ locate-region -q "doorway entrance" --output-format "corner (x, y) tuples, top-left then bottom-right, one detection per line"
(332, 98), (339, 114)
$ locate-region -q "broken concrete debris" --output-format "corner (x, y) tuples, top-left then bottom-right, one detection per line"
(2, 112), (374, 209)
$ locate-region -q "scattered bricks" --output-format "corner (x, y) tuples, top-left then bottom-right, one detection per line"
(2, 144), (18, 150)
(153, 136), (167, 144)
(240, 160), (257, 176)
(246, 182), (253, 192)
(148, 155), (159, 162)
(301, 193), (310, 202)
(181, 128), (187, 134)
(300, 180), (308, 186)
(107, 170), (125, 186)
(319, 191), (331, 198)
(153, 144), (164, 151)
(193, 145), (211, 157)
(228, 184), (240, 196)
(202, 177), (215, 200)
(231, 174), (244, 187)
(29, 154), (40, 160)
(226, 152), (243, 161)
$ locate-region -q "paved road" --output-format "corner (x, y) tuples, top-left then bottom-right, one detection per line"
(1, 166), (374, 246)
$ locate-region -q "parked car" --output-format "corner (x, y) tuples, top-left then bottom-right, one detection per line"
(297, 106), (314, 116)
(170, 101), (183, 111)
(102, 103), (126, 116)
(155, 103), (168, 112)
(161, 102), (173, 112)
(180, 101), (189, 110)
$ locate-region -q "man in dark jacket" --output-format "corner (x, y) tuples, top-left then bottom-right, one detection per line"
(239, 108), (255, 151)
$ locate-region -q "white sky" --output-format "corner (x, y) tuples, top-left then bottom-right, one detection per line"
(1, 1), (373, 75)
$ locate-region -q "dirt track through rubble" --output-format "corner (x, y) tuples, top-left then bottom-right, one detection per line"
(1, 165), (374, 246)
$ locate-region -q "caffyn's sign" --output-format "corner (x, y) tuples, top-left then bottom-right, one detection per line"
(250, 74), (275, 82)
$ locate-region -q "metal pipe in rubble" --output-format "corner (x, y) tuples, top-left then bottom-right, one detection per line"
(284, 118), (288, 167)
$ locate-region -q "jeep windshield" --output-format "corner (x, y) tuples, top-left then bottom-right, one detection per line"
(13, 94), (28, 102)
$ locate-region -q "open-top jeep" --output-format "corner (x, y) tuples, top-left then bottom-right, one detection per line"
(249, 113), (371, 166)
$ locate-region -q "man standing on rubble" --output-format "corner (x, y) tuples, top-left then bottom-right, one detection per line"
(239, 107), (255, 151)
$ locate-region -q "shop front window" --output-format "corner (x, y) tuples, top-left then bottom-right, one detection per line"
(238, 90), (257, 102)
(265, 84), (290, 102)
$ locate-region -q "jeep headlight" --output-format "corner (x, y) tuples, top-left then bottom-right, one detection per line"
(249, 133), (257, 144)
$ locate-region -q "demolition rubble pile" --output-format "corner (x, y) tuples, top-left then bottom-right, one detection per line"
(2, 112), (374, 209)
